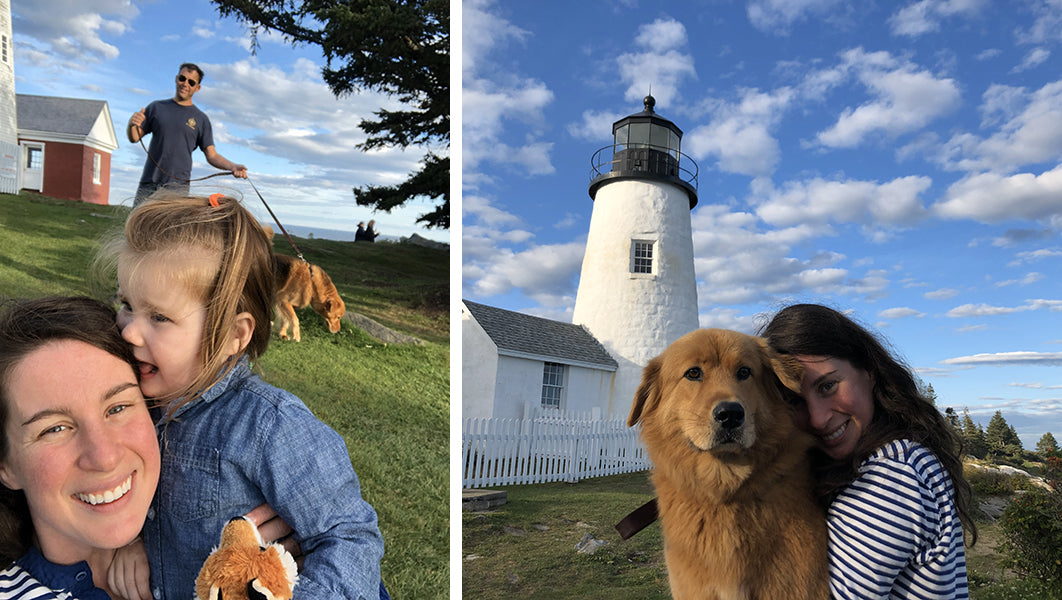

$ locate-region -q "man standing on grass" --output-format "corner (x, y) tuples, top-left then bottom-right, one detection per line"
(127, 62), (247, 204)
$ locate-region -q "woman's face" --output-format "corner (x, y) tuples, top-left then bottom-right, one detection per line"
(795, 355), (875, 460)
(0, 340), (160, 563)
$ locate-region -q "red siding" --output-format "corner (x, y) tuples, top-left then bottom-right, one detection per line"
(23, 138), (111, 206)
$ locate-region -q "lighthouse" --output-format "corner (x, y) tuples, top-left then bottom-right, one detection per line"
(0, 0), (14, 145)
(571, 95), (699, 415)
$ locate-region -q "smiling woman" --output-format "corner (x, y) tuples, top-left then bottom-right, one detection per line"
(0, 296), (161, 599)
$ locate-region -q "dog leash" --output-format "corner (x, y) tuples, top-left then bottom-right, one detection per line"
(615, 497), (658, 540)
(134, 127), (307, 262)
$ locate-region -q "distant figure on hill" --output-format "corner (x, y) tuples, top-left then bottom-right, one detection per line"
(356, 219), (381, 242)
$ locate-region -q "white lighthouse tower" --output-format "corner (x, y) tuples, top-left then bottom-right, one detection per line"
(572, 95), (699, 416)
(0, 0), (15, 145)
(0, 0), (18, 194)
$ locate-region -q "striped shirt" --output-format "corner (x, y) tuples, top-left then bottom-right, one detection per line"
(0, 547), (108, 600)
(828, 439), (969, 599)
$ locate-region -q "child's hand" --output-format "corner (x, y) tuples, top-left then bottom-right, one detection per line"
(108, 537), (152, 600)
(245, 503), (304, 568)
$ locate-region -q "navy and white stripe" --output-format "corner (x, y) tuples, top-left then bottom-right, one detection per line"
(0, 563), (61, 600)
(828, 439), (969, 600)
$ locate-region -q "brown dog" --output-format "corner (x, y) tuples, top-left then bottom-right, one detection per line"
(274, 254), (345, 342)
(629, 328), (828, 600)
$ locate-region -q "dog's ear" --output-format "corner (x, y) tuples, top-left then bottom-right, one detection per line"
(629, 356), (664, 427)
(757, 337), (804, 393)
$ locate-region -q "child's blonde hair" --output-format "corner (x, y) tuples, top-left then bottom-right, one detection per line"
(99, 191), (275, 414)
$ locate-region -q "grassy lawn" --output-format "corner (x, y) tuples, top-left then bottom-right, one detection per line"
(463, 471), (670, 600)
(0, 192), (450, 599)
(463, 470), (1061, 599)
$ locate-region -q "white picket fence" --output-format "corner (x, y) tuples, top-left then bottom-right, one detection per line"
(462, 409), (651, 488)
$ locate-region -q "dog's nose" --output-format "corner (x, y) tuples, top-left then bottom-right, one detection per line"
(713, 402), (745, 430)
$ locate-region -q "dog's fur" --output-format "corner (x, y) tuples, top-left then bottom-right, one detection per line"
(629, 328), (828, 600)
(273, 254), (345, 342)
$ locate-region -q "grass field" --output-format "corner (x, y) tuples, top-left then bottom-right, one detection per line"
(0, 192), (450, 598)
(462, 471), (1061, 599)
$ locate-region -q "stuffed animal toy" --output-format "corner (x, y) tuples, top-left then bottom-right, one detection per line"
(195, 516), (299, 600)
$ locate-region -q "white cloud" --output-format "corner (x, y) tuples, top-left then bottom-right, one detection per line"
(1015, 1), (1062, 45)
(937, 80), (1062, 173)
(746, 0), (847, 33)
(567, 109), (625, 143)
(943, 351), (1062, 366)
(462, 0), (531, 76)
(462, 1), (556, 182)
(879, 307), (926, 319)
(466, 241), (586, 300)
(995, 272), (1045, 287)
(815, 48), (961, 148)
(946, 299), (1062, 317)
(1009, 248), (1062, 265)
(753, 175), (931, 228)
(633, 17), (688, 53)
(934, 164), (1062, 223)
(12, 0), (137, 64)
(1013, 47), (1051, 73)
(463, 194), (524, 228)
(617, 18), (696, 106)
(462, 83), (555, 176)
(698, 307), (761, 333)
(685, 88), (793, 177)
(888, 0), (987, 37)
(926, 288), (960, 300)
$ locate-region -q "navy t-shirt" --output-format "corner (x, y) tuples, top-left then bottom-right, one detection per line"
(137, 99), (214, 185)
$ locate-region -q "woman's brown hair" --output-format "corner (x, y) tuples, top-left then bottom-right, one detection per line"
(760, 303), (977, 545)
(0, 296), (140, 565)
(97, 192), (275, 418)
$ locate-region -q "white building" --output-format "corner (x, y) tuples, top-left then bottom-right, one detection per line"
(462, 300), (617, 420)
(463, 96), (699, 420)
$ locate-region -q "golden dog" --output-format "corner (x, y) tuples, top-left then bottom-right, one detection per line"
(629, 328), (828, 600)
(274, 254), (345, 342)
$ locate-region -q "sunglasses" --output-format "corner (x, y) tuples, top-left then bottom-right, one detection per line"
(177, 74), (199, 87)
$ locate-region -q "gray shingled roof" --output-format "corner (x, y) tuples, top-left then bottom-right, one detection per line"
(17, 94), (107, 136)
(464, 300), (618, 370)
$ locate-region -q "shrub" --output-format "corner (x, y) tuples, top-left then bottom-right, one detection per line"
(967, 468), (1016, 496)
(998, 488), (1062, 593)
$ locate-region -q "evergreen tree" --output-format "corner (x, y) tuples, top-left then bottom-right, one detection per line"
(212, 0), (450, 228)
(923, 382), (938, 405)
(1037, 432), (1059, 456)
(1008, 425), (1023, 449)
(985, 411), (1009, 448)
(944, 406), (960, 429)
(961, 408), (987, 459)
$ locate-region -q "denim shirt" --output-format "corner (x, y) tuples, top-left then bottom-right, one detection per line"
(141, 360), (385, 600)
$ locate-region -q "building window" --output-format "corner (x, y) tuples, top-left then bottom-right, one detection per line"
(631, 240), (654, 274)
(541, 362), (565, 410)
(92, 153), (101, 184)
(2, 36), (7, 65)
(26, 147), (42, 169)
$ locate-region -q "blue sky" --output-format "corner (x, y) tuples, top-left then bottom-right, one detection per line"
(11, 0), (448, 243)
(461, 0), (1062, 448)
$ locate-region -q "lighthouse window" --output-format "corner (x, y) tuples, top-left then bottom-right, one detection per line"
(629, 123), (650, 148)
(631, 240), (654, 274)
(541, 362), (566, 410)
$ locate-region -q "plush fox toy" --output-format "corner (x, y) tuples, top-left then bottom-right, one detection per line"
(195, 516), (299, 600)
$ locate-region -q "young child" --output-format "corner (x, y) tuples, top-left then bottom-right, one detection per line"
(102, 192), (387, 599)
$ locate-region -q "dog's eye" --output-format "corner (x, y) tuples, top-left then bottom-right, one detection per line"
(684, 367), (703, 381)
(735, 366), (752, 381)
